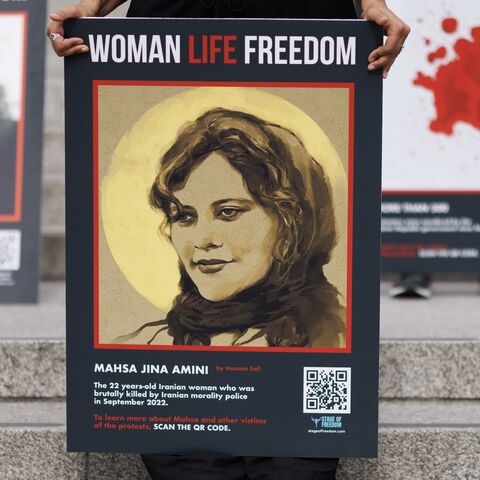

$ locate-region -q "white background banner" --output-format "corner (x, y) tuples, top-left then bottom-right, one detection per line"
(382, 1), (480, 190)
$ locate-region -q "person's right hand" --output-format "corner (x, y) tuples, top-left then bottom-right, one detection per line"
(46, 2), (98, 57)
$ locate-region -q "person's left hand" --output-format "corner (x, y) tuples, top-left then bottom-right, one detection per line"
(362, 4), (410, 79)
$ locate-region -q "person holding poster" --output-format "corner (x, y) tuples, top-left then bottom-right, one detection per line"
(47, 0), (410, 78)
(47, 1), (408, 479)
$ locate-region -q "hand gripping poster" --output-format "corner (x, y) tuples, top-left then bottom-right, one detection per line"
(381, 0), (480, 273)
(0, 0), (46, 302)
(65, 18), (382, 457)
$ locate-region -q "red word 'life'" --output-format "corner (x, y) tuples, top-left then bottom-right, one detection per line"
(189, 35), (237, 64)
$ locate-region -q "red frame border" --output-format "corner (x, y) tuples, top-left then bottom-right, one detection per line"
(93, 81), (355, 353)
(0, 11), (27, 223)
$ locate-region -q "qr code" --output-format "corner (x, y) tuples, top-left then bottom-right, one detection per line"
(0, 230), (21, 271)
(303, 367), (351, 414)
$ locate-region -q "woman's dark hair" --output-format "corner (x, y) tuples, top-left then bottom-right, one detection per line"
(149, 108), (337, 290)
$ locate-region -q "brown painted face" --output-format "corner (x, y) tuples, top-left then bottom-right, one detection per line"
(170, 152), (278, 302)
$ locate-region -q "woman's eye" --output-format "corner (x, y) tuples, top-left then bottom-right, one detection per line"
(218, 208), (242, 220)
(175, 212), (195, 225)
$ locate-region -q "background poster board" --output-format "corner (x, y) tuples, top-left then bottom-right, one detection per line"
(381, 0), (480, 273)
(65, 18), (382, 457)
(0, 0), (46, 302)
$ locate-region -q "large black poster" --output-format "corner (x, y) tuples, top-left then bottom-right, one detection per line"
(0, 0), (46, 302)
(65, 18), (382, 457)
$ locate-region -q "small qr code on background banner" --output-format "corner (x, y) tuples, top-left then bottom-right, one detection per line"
(0, 230), (21, 271)
(303, 367), (351, 414)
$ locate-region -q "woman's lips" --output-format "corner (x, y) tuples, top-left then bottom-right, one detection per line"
(194, 259), (233, 274)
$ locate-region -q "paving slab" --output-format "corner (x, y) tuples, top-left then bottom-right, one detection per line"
(380, 280), (480, 340)
(0, 399), (65, 424)
(0, 283), (65, 338)
(379, 399), (480, 424)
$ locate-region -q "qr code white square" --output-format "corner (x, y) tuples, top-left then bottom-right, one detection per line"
(0, 230), (21, 271)
(303, 367), (351, 414)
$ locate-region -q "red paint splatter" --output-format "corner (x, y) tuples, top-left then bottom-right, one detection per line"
(427, 46), (447, 63)
(442, 17), (458, 34)
(424, 38), (431, 46)
(413, 26), (480, 135)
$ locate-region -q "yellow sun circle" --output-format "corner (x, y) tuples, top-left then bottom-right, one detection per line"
(101, 87), (348, 311)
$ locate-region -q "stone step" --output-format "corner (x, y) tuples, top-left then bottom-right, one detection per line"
(41, 229), (65, 281)
(1, 282), (479, 399)
(0, 399), (478, 479)
(41, 175), (65, 232)
(0, 340), (65, 398)
(40, 174), (65, 279)
(42, 132), (65, 177)
(0, 337), (479, 399)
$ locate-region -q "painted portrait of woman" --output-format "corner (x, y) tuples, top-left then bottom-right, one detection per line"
(115, 107), (346, 348)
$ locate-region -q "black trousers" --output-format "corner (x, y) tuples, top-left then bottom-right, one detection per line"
(142, 454), (339, 480)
